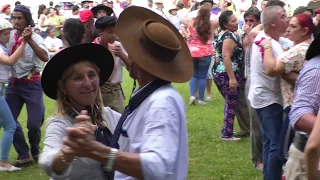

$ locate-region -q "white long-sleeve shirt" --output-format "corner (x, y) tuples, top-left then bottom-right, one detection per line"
(115, 83), (188, 180)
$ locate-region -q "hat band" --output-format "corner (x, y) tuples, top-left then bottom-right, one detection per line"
(138, 20), (180, 61)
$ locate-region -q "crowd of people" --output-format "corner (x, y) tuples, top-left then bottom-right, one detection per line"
(1, 0), (320, 180)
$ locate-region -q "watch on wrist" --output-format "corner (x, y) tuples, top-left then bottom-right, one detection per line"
(104, 148), (119, 172)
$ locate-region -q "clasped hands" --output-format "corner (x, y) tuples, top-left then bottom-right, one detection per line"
(60, 110), (104, 159)
(22, 25), (33, 43)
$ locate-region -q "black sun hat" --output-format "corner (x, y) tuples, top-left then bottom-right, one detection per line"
(91, 4), (114, 17)
(41, 43), (114, 100)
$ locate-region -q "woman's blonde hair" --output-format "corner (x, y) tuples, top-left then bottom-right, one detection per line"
(55, 61), (104, 120)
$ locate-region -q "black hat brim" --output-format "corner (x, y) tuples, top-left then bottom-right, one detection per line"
(200, 0), (214, 6)
(41, 43), (114, 100)
(91, 5), (114, 17)
(306, 34), (320, 60)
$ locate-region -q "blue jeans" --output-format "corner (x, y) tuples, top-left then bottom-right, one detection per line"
(0, 96), (16, 162)
(278, 106), (294, 165)
(189, 56), (212, 100)
(256, 103), (283, 180)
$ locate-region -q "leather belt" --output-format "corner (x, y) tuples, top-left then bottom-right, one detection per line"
(293, 132), (308, 152)
(100, 82), (121, 93)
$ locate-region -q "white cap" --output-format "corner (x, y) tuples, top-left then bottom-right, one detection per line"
(0, 19), (13, 31)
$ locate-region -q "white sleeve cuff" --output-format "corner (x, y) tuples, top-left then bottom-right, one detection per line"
(38, 148), (74, 179)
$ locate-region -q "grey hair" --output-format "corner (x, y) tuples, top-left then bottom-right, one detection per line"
(261, 5), (284, 30)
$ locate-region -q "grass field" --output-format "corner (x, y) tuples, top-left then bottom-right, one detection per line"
(0, 71), (263, 180)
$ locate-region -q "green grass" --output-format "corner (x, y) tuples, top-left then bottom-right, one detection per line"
(0, 71), (262, 180)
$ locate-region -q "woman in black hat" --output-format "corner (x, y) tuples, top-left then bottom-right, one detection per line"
(38, 43), (118, 179)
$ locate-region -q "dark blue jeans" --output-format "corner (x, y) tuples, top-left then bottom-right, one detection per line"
(256, 103), (283, 180)
(278, 106), (294, 165)
(5, 79), (45, 159)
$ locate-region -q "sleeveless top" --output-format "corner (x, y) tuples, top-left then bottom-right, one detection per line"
(187, 26), (212, 58)
(38, 14), (49, 32)
(213, 31), (244, 77)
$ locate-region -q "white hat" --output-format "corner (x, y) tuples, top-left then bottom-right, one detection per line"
(154, 0), (163, 4)
(0, 19), (13, 31)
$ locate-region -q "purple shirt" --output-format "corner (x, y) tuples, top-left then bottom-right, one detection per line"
(289, 56), (320, 134)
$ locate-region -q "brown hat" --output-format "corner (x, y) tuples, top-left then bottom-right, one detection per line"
(115, 6), (193, 83)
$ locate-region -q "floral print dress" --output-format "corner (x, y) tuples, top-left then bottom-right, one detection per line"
(278, 40), (311, 108)
(212, 32), (244, 77)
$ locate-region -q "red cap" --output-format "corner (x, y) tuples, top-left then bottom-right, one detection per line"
(1, 4), (10, 13)
(79, 10), (93, 23)
(315, 8), (320, 15)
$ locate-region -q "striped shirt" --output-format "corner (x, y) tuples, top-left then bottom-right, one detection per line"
(289, 56), (320, 135)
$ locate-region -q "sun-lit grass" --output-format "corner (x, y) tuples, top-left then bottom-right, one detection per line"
(0, 71), (262, 180)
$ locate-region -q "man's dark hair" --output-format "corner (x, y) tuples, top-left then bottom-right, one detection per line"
(63, 19), (85, 46)
(177, 2), (184, 9)
(15, 1), (21, 6)
(266, 0), (285, 8)
(49, 1), (53, 6)
(72, 5), (79, 12)
(293, 6), (314, 16)
(46, 26), (54, 34)
(244, 7), (261, 21)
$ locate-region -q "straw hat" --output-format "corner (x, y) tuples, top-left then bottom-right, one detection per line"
(154, 0), (164, 4)
(41, 43), (114, 100)
(168, 5), (178, 13)
(115, 6), (193, 83)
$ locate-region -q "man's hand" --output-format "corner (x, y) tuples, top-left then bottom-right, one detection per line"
(109, 43), (124, 57)
(242, 23), (253, 35)
(22, 25), (32, 42)
(61, 110), (99, 158)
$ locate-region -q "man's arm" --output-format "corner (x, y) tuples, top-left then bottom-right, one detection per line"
(290, 69), (320, 134)
(28, 38), (49, 62)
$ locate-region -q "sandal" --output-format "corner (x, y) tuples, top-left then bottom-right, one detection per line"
(222, 137), (241, 141)
(0, 165), (21, 172)
(253, 163), (263, 172)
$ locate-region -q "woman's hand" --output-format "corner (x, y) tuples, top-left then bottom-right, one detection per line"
(229, 77), (238, 90)
(258, 38), (272, 48)
(212, 48), (216, 56)
(61, 110), (98, 158)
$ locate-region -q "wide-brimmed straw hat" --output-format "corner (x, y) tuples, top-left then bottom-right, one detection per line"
(91, 4), (114, 17)
(41, 43), (114, 100)
(115, 6), (193, 83)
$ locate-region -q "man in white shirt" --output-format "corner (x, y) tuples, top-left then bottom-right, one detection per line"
(248, 5), (288, 180)
(93, 16), (130, 113)
(153, 0), (167, 19)
(0, 4), (11, 21)
(61, 6), (191, 180)
(44, 26), (63, 55)
(64, 5), (80, 19)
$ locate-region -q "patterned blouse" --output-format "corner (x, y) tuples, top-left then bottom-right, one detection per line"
(212, 32), (244, 77)
(279, 40), (311, 108)
(187, 26), (213, 58)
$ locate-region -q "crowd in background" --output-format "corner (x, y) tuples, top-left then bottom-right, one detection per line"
(1, 0), (320, 180)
